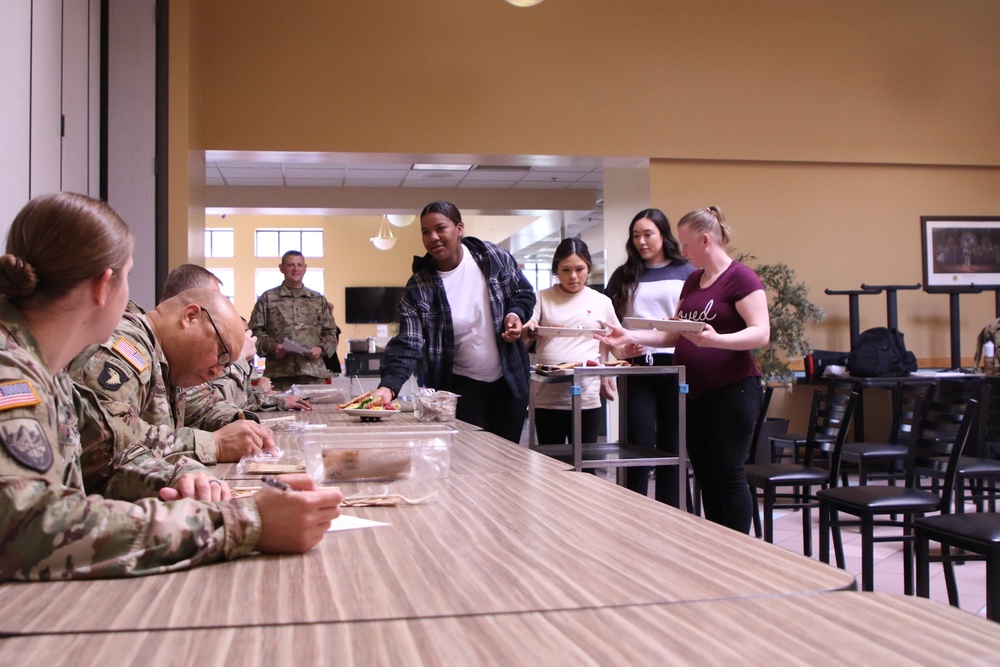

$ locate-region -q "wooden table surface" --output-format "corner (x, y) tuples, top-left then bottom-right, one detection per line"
(2, 593), (994, 665)
(0, 471), (854, 635)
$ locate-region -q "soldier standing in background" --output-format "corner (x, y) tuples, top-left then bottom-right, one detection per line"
(249, 250), (339, 391)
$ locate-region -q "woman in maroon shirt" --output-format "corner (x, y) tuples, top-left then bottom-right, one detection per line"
(598, 206), (770, 532)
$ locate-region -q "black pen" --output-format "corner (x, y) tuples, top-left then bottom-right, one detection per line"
(261, 475), (292, 492)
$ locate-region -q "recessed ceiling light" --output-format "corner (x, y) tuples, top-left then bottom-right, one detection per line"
(412, 164), (472, 171)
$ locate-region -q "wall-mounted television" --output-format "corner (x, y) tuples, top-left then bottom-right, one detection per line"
(344, 286), (405, 324)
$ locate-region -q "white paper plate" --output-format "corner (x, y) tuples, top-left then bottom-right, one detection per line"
(534, 326), (609, 337)
(623, 317), (706, 333)
(342, 408), (400, 421)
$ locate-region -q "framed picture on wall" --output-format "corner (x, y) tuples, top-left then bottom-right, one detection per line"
(921, 216), (1000, 293)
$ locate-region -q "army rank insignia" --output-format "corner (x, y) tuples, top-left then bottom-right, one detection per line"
(0, 379), (41, 411)
(112, 338), (149, 372)
(98, 361), (130, 391)
(0, 418), (52, 472)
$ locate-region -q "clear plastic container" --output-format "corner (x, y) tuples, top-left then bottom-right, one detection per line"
(302, 427), (454, 503)
(290, 384), (351, 405)
(414, 390), (461, 422)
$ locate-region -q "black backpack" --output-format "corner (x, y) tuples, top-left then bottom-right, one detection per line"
(847, 327), (918, 377)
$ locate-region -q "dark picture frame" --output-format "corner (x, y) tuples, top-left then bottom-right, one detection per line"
(921, 216), (1000, 293)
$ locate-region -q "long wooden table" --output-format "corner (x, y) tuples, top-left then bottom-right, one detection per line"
(0, 470), (854, 635)
(2, 593), (996, 665)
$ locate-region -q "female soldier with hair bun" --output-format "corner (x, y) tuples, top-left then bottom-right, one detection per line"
(0, 192), (343, 580)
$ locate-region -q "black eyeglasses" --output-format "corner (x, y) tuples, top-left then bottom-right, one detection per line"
(200, 307), (232, 367)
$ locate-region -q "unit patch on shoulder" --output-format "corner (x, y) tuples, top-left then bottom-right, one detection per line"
(0, 380), (41, 411)
(112, 338), (149, 372)
(98, 361), (130, 391)
(0, 418), (52, 472)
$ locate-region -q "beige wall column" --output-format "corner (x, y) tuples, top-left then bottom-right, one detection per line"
(602, 165), (651, 442)
(167, 0), (206, 278)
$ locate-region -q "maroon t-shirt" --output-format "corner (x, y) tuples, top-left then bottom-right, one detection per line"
(674, 260), (764, 397)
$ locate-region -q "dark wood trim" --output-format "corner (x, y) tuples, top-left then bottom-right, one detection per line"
(154, 0), (169, 304)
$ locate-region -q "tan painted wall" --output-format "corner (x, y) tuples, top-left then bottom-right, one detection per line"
(186, 0), (1000, 165)
(168, 0), (1000, 425)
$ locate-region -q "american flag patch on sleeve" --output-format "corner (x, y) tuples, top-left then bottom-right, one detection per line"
(112, 338), (149, 372)
(0, 380), (41, 411)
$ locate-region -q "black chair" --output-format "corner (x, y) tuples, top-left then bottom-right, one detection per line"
(746, 389), (859, 556)
(769, 379), (856, 464)
(915, 511), (1000, 621)
(838, 382), (935, 488)
(937, 382), (1000, 515)
(818, 395), (979, 593)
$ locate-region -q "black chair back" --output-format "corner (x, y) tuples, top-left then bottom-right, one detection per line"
(888, 382), (935, 445)
(804, 390), (855, 466)
(908, 397), (980, 514)
(821, 391), (860, 486)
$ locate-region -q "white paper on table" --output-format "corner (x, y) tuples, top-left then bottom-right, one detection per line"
(327, 514), (390, 532)
(281, 338), (313, 354)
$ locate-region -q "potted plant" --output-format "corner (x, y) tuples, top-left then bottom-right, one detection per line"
(745, 258), (825, 387)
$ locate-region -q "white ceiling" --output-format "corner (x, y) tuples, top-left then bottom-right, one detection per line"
(204, 151), (644, 262)
(206, 155), (604, 191)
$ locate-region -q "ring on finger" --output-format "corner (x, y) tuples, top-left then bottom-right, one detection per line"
(209, 479), (222, 486)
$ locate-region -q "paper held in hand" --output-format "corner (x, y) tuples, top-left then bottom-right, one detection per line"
(623, 317), (706, 333)
(281, 338), (313, 354)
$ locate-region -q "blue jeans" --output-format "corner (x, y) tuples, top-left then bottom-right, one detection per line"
(686, 376), (763, 533)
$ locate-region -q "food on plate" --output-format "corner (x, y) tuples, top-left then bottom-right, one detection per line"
(535, 361), (582, 372)
(336, 391), (398, 411)
(605, 359), (631, 367)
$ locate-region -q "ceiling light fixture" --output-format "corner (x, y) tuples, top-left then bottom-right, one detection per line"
(505, 0), (544, 6)
(412, 163), (472, 171)
(386, 214), (415, 227)
(371, 215), (397, 251)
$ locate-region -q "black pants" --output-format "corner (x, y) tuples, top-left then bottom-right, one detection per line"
(622, 354), (681, 507)
(451, 374), (529, 444)
(534, 407), (602, 445)
(686, 376), (763, 533)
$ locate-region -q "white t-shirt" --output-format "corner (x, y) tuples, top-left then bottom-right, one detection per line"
(439, 247), (503, 383)
(529, 285), (621, 410)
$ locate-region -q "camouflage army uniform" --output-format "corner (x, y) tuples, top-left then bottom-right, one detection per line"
(69, 308), (220, 466)
(248, 285), (338, 385)
(182, 357), (287, 431)
(0, 299), (260, 580)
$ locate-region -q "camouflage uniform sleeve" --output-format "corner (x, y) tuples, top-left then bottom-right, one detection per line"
(320, 302), (339, 358)
(74, 382), (210, 501)
(180, 381), (242, 431)
(248, 293), (276, 357)
(0, 358), (262, 581)
(1, 477), (262, 581)
(70, 335), (219, 465)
